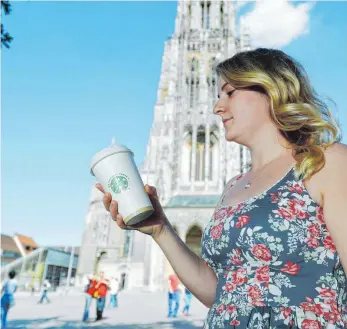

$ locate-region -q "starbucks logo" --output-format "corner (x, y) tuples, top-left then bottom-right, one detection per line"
(108, 174), (129, 194)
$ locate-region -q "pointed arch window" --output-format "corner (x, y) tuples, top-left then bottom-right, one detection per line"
(181, 126), (193, 182)
(195, 126), (206, 181)
(185, 225), (203, 255)
(191, 58), (199, 72)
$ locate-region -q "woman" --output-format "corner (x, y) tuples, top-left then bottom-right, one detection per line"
(96, 48), (347, 328)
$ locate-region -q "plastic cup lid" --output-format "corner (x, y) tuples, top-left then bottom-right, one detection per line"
(90, 144), (133, 176)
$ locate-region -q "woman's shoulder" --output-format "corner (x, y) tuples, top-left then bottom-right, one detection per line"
(311, 142), (346, 176)
(321, 142), (347, 176)
(300, 142), (346, 205)
(311, 142), (347, 197)
(324, 142), (347, 157)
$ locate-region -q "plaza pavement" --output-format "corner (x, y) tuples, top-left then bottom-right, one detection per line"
(6, 289), (209, 329)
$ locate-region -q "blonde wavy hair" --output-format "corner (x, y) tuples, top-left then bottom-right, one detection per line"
(216, 48), (341, 180)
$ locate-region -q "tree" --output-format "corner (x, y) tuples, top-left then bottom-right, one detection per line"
(1, 1), (13, 48)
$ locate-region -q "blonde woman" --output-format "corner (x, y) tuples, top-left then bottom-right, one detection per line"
(97, 48), (347, 328)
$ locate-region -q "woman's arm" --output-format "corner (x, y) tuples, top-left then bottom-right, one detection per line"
(152, 175), (240, 308)
(154, 224), (217, 308)
(320, 143), (347, 272)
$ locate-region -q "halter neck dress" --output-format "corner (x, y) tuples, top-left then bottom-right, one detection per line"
(201, 167), (347, 328)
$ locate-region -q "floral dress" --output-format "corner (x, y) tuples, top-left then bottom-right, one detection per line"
(201, 168), (347, 329)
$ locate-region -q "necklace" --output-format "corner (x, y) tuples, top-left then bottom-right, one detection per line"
(243, 157), (281, 189)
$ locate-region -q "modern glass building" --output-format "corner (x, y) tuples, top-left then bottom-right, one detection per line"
(1, 247), (79, 291)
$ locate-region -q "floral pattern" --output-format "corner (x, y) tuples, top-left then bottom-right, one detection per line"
(201, 168), (347, 328)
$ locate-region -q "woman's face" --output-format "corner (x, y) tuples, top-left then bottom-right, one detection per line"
(214, 77), (272, 146)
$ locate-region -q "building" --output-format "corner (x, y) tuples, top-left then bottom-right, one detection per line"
(77, 0), (251, 290)
(1, 243), (79, 291)
(13, 234), (39, 256)
(1, 235), (21, 266)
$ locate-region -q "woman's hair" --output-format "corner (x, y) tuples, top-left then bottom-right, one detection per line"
(216, 48), (341, 180)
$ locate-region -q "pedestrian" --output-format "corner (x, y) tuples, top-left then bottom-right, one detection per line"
(82, 274), (97, 322)
(38, 280), (51, 304)
(1, 271), (17, 328)
(167, 275), (173, 317)
(30, 283), (35, 296)
(108, 276), (120, 308)
(182, 287), (192, 316)
(97, 48), (347, 328)
(167, 273), (180, 318)
(95, 271), (109, 321)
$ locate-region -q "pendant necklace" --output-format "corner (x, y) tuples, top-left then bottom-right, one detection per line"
(244, 157), (280, 189)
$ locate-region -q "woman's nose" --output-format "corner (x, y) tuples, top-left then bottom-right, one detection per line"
(213, 103), (226, 115)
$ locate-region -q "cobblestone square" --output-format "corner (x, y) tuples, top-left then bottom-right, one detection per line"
(7, 290), (208, 329)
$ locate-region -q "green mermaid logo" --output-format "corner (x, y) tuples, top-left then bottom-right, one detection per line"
(108, 174), (129, 194)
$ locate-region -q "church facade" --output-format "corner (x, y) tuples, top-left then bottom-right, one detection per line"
(77, 0), (251, 290)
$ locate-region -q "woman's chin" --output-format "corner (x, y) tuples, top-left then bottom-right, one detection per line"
(225, 131), (236, 142)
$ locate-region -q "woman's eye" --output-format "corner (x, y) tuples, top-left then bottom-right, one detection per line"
(227, 90), (236, 97)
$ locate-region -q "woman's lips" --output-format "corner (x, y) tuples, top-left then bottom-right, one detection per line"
(223, 117), (233, 124)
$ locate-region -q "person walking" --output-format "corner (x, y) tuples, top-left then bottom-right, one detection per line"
(182, 287), (193, 316)
(167, 273), (180, 318)
(82, 274), (97, 322)
(38, 280), (51, 304)
(1, 271), (17, 328)
(95, 271), (109, 321)
(108, 276), (120, 308)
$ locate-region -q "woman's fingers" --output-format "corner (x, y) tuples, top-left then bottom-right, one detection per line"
(95, 183), (105, 193)
(103, 192), (112, 211)
(114, 214), (129, 230)
(110, 200), (119, 219)
(97, 187), (128, 230)
(97, 183), (155, 232)
(110, 201), (130, 230)
(145, 184), (157, 196)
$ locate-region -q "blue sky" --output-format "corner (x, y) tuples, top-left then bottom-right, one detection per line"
(2, 1), (346, 246)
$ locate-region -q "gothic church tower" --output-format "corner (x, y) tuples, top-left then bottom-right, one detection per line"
(141, 0), (251, 204)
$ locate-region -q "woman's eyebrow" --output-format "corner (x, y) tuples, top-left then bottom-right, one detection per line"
(221, 82), (228, 91)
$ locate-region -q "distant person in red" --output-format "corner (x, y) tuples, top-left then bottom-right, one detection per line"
(82, 274), (97, 322)
(167, 273), (180, 318)
(94, 271), (109, 321)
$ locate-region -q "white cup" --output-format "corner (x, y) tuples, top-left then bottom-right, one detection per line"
(90, 144), (154, 225)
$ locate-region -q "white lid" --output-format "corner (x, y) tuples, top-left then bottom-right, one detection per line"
(90, 144), (133, 176)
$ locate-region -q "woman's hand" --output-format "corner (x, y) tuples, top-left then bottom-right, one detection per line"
(95, 184), (169, 239)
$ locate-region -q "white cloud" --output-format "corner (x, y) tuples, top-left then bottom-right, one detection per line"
(241, 0), (315, 48)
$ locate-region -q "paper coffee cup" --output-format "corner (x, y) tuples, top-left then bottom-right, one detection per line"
(90, 144), (154, 225)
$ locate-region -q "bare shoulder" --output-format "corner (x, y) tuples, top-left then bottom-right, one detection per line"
(324, 142), (347, 161)
(319, 142), (347, 180)
(318, 142), (347, 194)
(304, 142), (347, 205)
